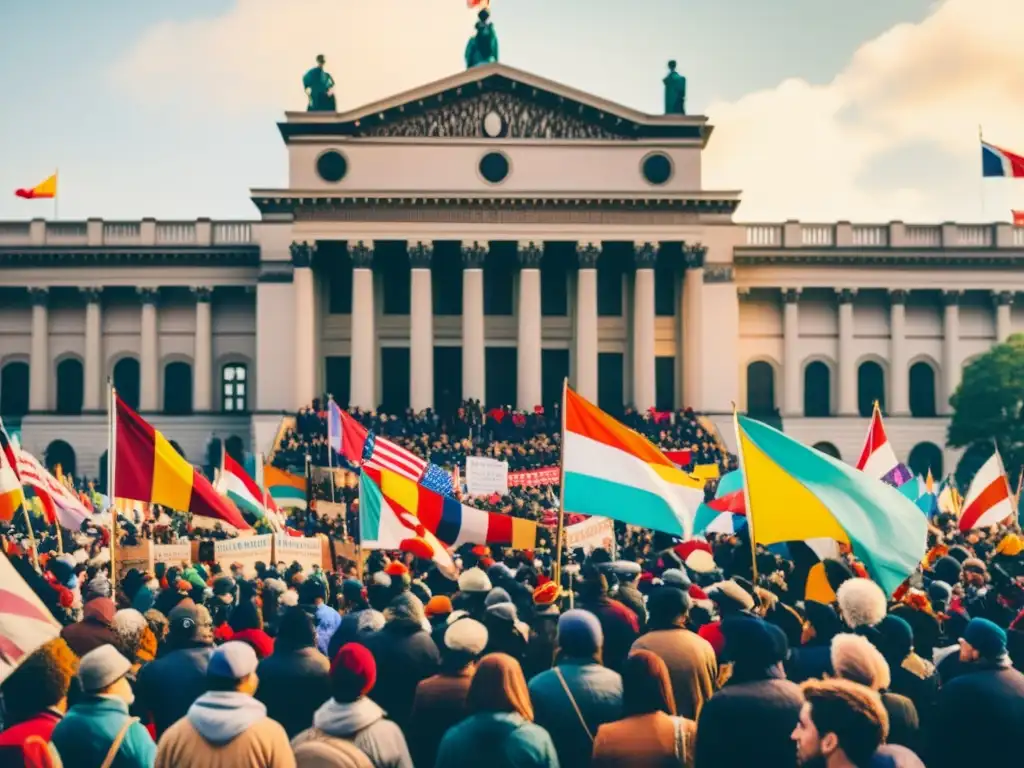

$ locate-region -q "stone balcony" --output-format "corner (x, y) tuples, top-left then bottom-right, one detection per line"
(743, 221), (1024, 250)
(0, 218), (255, 248)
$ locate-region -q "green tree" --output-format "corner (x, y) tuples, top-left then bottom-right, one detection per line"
(948, 333), (1024, 488)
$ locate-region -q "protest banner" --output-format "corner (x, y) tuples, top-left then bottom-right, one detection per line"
(214, 534), (272, 576)
(466, 456), (509, 496)
(507, 466), (560, 488)
(117, 541), (153, 578)
(153, 542), (192, 568)
(274, 534), (324, 572)
(564, 516), (615, 554)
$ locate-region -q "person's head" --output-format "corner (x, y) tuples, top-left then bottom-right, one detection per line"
(802, 601), (842, 646)
(622, 650), (676, 717)
(386, 592), (426, 627)
(836, 578), (887, 631)
(275, 605), (317, 651)
(0, 638), (77, 723)
(875, 614), (914, 665)
(316, 54), (325, 66)
(206, 641), (260, 696)
(722, 617), (788, 677)
(793, 679), (889, 767)
(647, 586), (690, 631)
(830, 634), (891, 692)
(466, 653), (532, 721)
(78, 645), (135, 706)
(443, 617), (488, 672)
(668, 59), (678, 71)
(228, 598), (263, 633)
(330, 643), (376, 703)
(111, 608), (149, 664)
(959, 617), (1008, 663)
(557, 609), (603, 662)
(341, 579), (368, 611)
(167, 601), (214, 647)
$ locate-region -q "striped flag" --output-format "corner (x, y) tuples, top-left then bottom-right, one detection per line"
(264, 465), (307, 510)
(16, 450), (92, 531)
(856, 404), (912, 488)
(216, 450), (283, 529)
(959, 452), (1013, 531)
(363, 432), (428, 481)
(0, 419), (25, 522)
(0, 553), (61, 683)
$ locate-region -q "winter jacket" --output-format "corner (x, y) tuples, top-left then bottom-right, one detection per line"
(154, 691), (294, 768)
(576, 599), (638, 673)
(591, 712), (695, 768)
(528, 659), (622, 768)
(60, 599), (118, 657)
(523, 610), (559, 681)
(0, 709), (62, 768)
(360, 620), (441, 731)
(51, 696), (156, 768)
(409, 669), (474, 768)
(435, 712), (560, 768)
(134, 644), (212, 738)
(291, 697), (411, 768)
(256, 646), (332, 738)
(328, 608), (385, 660)
(313, 604), (342, 656)
(630, 628), (717, 720)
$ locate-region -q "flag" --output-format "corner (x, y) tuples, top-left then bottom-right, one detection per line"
(216, 450), (277, 522)
(736, 413), (927, 595)
(0, 420), (25, 522)
(359, 472), (457, 578)
(855, 404), (912, 488)
(706, 469), (746, 514)
(788, 539), (842, 604)
(467, 0), (489, 8)
(959, 451), (1013, 531)
(937, 477), (962, 517)
(16, 450), (92, 531)
(982, 140), (1024, 178)
(334, 409), (368, 465)
(420, 462), (456, 496)
(562, 386), (704, 538)
(0, 553), (61, 683)
(692, 503), (746, 536)
(664, 450), (692, 468)
(114, 395), (250, 529)
(264, 465), (307, 509)
(1013, 210), (1024, 226)
(363, 464), (538, 549)
(356, 418), (455, 496)
(14, 173), (57, 200)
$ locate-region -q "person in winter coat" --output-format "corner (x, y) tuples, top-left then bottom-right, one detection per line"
(523, 580), (559, 681)
(256, 607), (332, 739)
(423, 595), (454, 653)
(0, 638), (77, 768)
(874, 614), (939, 730)
(787, 600), (842, 683)
(60, 597), (118, 657)
(697, 579), (756, 660)
(528, 610), (623, 768)
(576, 572), (638, 673)
(51, 645), (156, 768)
(328, 580), (385, 660)
(359, 592), (440, 733)
(134, 601), (214, 738)
(410, 618), (488, 768)
(694, 618), (803, 768)
(591, 650), (695, 768)
(301, 580), (342, 657)
(291, 642), (412, 768)
(155, 642), (294, 768)
(609, 562), (647, 634)
(435, 653), (560, 768)
(931, 618), (1024, 768)
(630, 587), (716, 720)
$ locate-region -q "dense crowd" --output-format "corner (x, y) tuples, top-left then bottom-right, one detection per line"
(3, 497), (1024, 768)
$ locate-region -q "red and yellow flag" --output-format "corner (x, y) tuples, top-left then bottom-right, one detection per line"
(14, 173), (57, 200)
(114, 396), (250, 529)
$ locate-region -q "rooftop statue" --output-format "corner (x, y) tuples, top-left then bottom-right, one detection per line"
(465, 9), (499, 69)
(664, 59), (687, 115)
(303, 54), (336, 112)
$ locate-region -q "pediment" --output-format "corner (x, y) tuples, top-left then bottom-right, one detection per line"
(280, 63), (709, 144)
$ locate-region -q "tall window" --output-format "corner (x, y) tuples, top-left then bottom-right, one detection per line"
(164, 362), (193, 415)
(803, 361), (831, 417)
(55, 358), (84, 415)
(0, 361), (29, 417)
(113, 358), (140, 411)
(909, 362), (936, 417)
(746, 361), (776, 416)
(222, 363), (248, 412)
(857, 361), (886, 417)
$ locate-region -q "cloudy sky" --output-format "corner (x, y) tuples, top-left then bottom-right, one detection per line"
(1, 0), (1021, 222)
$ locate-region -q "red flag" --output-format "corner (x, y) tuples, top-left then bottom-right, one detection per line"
(1013, 210), (1024, 226)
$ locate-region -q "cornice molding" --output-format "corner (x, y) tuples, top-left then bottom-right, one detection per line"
(0, 247), (259, 268)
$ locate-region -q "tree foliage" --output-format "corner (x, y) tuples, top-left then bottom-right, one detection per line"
(948, 333), (1024, 487)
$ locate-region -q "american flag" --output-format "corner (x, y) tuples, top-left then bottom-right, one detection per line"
(16, 450), (92, 531)
(362, 433), (454, 496)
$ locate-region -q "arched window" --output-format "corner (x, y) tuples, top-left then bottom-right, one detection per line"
(113, 357), (141, 411)
(746, 361), (776, 416)
(804, 361), (831, 417)
(813, 442), (842, 460)
(908, 442), (943, 479)
(857, 361), (885, 417)
(56, 358), (84, 415)
(222, 363), (248, 412)
(909, 362), (937, 418)
(45, 439), (77, 479)
(0, 361), (30, 417)
(163, 362), (193, 415)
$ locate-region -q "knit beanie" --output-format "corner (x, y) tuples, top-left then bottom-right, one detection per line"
(926, 581), (952, 611)
(557, 610), (603, 657)
(722, 617), (788, 668)
(330, 643), (377, 702)
(963, 617), (1007, 659)
(931, 556), (962, 586)
(484, 587), (512, 607)
(457, 567), (492, 594)
(876, 614), (914, 662)
(424, 595), (453, 619)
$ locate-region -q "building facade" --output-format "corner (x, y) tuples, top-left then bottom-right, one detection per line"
(1, 63), (1022, 479)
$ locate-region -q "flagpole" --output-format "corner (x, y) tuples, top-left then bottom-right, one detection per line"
(554, 378), (568, 589)
(107, 379), (118, 584)
(732, 403), (759, 584)
(53, 168), (58, 221)
(979, 126), (986, 221)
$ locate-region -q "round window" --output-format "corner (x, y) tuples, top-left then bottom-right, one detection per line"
(479, 152), (510, 184)
(641, 153), (673, 185)
(316, 150), (348, 183)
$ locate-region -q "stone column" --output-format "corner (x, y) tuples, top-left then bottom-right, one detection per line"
(138, 287), (160, 412)
(516, 242), (543, 411)
(632, 242), (657, 411)
(81, 287), (103, 411)
(782, 289), (802, 416)
(409, 241), (434, 412)
(995, 291), (1013, 343)
(291, 242), (317, 408)
(942, 291), (961, 414)
(349, 242), (376, 409)
(889, 290), (909, 416)
(574, 243), (600, 402)
(461, 241), (486, 404)
(681, 244), (705, 407)
(837, 289), (857, 416)
(192, 287), (213, 411)
(28, 287), (49, 412)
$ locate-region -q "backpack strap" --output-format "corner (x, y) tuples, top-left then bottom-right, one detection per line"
(100, 716), (139, 768)
(553, 667), (594, 744)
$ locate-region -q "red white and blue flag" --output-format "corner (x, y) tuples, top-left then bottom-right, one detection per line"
(982, 140), (1024, 178)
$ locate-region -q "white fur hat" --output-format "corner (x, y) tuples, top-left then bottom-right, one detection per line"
(444, 618), (488, 655)
(707, 579), (755, 612)
(830, 633), (891, 691)
(836, 578), (887, 629)
(457, 567), (492, 594)
(279, 590), (299, 607)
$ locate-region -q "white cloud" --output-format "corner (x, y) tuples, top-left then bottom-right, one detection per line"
(703, 0), (1024, 222)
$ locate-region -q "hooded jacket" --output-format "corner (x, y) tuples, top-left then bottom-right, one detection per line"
(154, 691), (295, 768)
(291, 697), (412, 768)
(59, 598), (118, 657)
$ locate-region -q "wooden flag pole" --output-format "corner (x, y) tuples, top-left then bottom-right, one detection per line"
(553, 378), (568, 589)
(108, 380), (118, 584)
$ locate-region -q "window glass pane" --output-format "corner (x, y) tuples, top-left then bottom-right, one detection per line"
(236, 384), (245, 395)
(224, 384), (232, 396)
(224, 367), (236, 381)
(225, 400), (234, 411)
(236, 367), (246, 381)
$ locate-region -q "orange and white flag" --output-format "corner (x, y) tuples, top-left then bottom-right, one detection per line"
(959, 452), (1013, 531)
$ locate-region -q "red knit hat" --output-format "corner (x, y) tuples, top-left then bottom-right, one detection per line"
(384, 561), (409, 577)
(331, 643), (377, 702)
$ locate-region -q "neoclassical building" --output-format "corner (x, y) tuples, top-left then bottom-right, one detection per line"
(1, 63), (1022, 479)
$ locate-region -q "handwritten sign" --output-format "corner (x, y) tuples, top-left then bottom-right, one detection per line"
(117, 542), (153, 578)
(274, 534), (324, 572)
(466, 456), (509, 496)
(214, 534), (272, 577)
(565, 516), (615, 554)
(153, 543), (192, 568)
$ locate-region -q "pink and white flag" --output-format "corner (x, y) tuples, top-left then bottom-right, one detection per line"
(0, 553), (61, 683)
(16, 450), (93, 531)
(959, 452), (1013, 531)
(856, 406), (912, 487)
